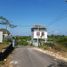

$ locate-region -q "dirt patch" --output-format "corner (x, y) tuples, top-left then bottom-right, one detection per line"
(4, 56), (13, 67)
(47, 47), (67, 58)
(0, 61), (5, 67)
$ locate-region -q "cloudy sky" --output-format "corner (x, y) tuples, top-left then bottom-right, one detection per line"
(0, 0), (67, 35)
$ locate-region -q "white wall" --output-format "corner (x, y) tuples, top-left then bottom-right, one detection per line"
(33, 30), (47, 39)
(44, 31), (47, 38)
(0, 31), (3, 43)
(4, 34), (8, 37)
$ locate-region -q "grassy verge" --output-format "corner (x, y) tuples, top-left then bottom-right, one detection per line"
(0, 61), (5, 67)
(0, 43), (9, 52)
(39, 42), (67, 58)
(0, 40), (11, 66)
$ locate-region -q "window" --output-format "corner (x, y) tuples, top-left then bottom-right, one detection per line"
(37, 32), (40, 36)
(41, 32), (44, 36)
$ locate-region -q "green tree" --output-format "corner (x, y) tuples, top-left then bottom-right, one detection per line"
(0, 16), (17, 33)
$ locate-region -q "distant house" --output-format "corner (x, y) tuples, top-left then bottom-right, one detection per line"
(31, 25), (48, 46)
(0, 28), (10, 42)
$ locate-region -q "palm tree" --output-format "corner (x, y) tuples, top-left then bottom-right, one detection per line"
(0, 16), (10, 35)
(65, 0), (67, 2)
(0, 16), (17, 34)
(9, 24), (17, 28)
(0, 16), (10, 29)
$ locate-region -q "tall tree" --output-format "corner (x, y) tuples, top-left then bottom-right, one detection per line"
(0, 16), (10, 29)
(0, 16), (17, 34)
(65, 0), (67, 2)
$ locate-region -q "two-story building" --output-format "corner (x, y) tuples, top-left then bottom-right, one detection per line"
(31, 25), (48, 46)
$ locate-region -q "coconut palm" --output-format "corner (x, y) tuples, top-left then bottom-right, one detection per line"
(0, 16), (17, 34)
(9, 24), (17, 28)
(65, 0), (67, 2)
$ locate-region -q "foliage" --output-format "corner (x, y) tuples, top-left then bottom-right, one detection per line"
(39, 44), (48, 49)
(0, 61), (4, 66)
(39, 42), (55, 50)
(15, 36), (31, 46)
(46, 35), (67, 52)
(0, 16), (17, 28)
(48, 35), (67, 46)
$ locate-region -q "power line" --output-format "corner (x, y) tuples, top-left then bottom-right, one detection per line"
(47, 11), (67, 28)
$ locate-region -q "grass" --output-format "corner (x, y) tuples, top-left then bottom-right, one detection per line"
(39, 42), (67, 58)
(0, 43), (9, 52)
(0, 61), (4, 67)
(0, 39), (10, 52)
(0, 43), (9, 66)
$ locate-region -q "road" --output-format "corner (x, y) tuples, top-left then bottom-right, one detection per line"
(9, 46), (67, 67)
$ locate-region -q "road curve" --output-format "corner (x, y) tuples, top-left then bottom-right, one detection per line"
(9, 46), (67, 67)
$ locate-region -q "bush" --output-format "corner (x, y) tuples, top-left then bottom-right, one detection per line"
(16, 36), (30, 46)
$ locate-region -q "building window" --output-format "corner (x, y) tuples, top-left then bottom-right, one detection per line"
(33, 39), (37, 42)
(37, 32), (40, 36)
(41, 32), (44, 36)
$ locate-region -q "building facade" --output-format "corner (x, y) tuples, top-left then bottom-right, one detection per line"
(31, 25), (48, 46)
(0, 31), (3, 43)
(0, 29), (10, 43)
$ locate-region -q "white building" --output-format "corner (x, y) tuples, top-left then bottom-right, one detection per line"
(0, 29), (10, 43)
(0, 31), (3, 43)
(31, 25), (47, 46)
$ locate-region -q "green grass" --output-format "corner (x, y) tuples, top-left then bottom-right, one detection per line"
(0, 61), (4, 66)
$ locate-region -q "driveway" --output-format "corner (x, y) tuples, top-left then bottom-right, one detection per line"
(8, 46), (67, 67)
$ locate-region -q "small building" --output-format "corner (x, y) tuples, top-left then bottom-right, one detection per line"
(0, 28), (10, 36)
(0, 28), (10, 42)
(31, 25), (47, 46)
(0, 31), (3, 43)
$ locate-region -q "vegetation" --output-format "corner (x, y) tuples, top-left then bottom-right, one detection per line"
(48, 35), (67, 49)
(0, 61), (4, 67)
(15, 36), (31, 46)
(39, 35), (67, 52)
(0, 16), (17, 29)
(0, 16), (17, 51)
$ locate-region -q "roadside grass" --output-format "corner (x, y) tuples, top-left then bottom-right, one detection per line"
(0, 61), (4, 67)
(0, 40), (11, 67)
(0, 43), (9, 52)
(39, 42), (67, 58)
(0, 38), (11, 52)
(42, 35), (67, 58)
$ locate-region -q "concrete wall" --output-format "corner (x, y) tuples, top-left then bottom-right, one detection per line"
(0, 31), (3, 43)
(32, 30), (47, 39)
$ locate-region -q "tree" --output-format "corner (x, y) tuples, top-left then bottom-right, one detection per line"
(0, 16), (17, 34)
(65, 0), (67, 2)
(0, 16), (10, 29)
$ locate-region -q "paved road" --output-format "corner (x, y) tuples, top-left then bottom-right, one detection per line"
(9, 46), (67, 67)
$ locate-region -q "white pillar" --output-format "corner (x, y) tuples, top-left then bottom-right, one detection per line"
(0, 31), (3, 43)
(45, 31), (47, 43)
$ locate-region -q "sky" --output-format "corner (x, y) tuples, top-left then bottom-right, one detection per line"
(0, 0), (67, 36)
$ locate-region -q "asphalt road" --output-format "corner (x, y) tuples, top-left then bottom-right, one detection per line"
(10, 46), (67, 67)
